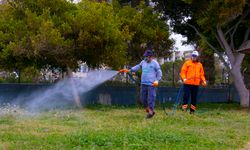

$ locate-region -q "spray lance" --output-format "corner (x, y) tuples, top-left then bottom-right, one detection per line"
(118, 69), (159, 87)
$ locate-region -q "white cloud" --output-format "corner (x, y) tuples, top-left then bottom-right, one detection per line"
(170, 33), (194, 51)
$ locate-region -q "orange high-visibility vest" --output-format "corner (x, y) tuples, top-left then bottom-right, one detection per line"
(180, 59), (206, 86)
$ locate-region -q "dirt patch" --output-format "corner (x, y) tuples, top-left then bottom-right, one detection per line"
(241, 142), (250, 150)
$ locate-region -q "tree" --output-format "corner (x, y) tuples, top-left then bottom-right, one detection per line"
(0, 0), (77, 73)
(0, 2), (35, 81)
(153, 0), (250, 107)
(0, 0), (128, 71)
(72, 0), (127, 69)
(116, 2), (173, 65)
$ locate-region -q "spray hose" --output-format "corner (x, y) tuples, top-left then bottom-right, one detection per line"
(163, 77), (207, 115)
(127, 72), (141, 86)
(163, 84), (184, 115)
(118, 70), (140, 86)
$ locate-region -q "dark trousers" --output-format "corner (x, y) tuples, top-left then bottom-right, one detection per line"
(140, 84), (156, 112)
(182, 84), (199, 112)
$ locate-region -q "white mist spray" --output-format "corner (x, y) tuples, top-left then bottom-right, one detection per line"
(14, 70), (118, 112)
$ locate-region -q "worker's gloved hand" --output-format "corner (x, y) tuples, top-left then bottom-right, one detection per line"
(118, 69), (129, 73)
(152, 80), (159, 87)
(183, 78), (187, 83)
(202, 81), (207, 86)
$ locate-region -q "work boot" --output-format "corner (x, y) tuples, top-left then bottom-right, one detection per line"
(182, 104), (188, 112)
(146, 112), (155, 119)
(182, 108), (187, 112)
(190, 110), (195, 114)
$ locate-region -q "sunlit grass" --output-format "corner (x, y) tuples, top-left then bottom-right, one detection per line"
(0, 103), (250, 149)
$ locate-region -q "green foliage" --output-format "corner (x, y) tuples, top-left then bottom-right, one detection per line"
(197, 0), (246, 28)
(3, 72), (19, 83)
(19, 66), (40, 83)
(73, 0), (127, 69)
(31, 19), (74, 68)
(153, 0), (249, 50)
(161, 60), (184, 84)
(117, 2), (173, 64)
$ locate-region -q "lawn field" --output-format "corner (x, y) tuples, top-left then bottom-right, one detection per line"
(0, 103), (250, 150)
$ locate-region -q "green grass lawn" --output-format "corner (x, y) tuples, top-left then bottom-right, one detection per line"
(0, 103), (250, 150)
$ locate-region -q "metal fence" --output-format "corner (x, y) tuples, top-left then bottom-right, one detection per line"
(0, 83), (240, 107)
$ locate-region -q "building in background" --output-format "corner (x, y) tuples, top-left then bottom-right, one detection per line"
(163, 50), (194, 63)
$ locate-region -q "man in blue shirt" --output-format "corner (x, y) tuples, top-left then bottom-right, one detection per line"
(119, 50), (162, 118)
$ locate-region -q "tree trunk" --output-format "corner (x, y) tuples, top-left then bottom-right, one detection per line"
(216, 27), (249, 107)
(67, 67), (82, 108)
(231, 62), (249, 107)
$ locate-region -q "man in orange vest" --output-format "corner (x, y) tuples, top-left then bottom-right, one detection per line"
(180, 50), (206, 114)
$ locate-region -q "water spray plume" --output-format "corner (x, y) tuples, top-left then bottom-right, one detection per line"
(13, 70), (118, 112)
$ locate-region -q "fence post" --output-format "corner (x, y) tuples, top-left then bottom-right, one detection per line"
(249, 90), (250, 110)
(172, 63), (175, 87)
(227, 84), (232, 102)
(227, 71), (232, 103)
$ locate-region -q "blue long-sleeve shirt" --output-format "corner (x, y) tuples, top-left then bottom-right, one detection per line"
(131, 59), (162, 86)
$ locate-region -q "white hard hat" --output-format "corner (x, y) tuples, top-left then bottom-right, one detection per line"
(192, 51), (199, 57)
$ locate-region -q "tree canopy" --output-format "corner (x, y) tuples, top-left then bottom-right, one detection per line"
(0, 0), (173, 72)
